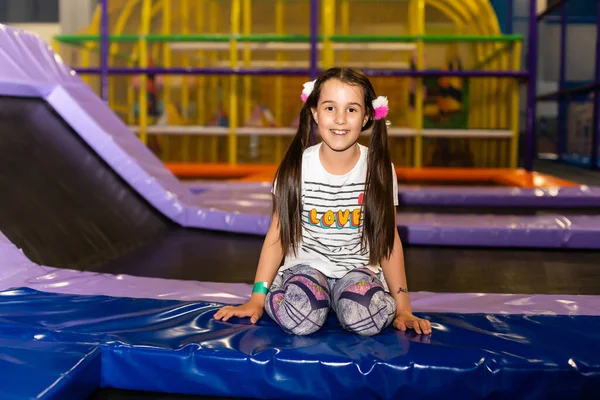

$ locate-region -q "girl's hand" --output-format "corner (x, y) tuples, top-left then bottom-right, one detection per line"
(213, 298), (264, 324)
(393, 310), (432, 335)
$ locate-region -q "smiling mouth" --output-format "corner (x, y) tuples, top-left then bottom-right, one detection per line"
(331, 129), (349, 135)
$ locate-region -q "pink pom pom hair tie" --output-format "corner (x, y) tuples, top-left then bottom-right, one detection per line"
(372, 96), (388, 120)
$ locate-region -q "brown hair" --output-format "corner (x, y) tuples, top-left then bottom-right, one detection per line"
(273, 67), (395, 265)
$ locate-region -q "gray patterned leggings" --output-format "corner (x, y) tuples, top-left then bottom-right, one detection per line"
(264, 264), (396, 336)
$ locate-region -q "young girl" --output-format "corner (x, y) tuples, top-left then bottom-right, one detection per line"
(214, 67), (432, 337)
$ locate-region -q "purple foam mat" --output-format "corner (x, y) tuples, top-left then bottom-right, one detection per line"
(191, 184), (600, 248)
(398, 212), (600, 248)
(186, 181), (600, 208)
(396, 185), (600, 207)
(1, 230), (599, 316)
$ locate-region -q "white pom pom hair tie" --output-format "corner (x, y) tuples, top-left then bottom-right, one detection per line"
(300, 80), (316, 103)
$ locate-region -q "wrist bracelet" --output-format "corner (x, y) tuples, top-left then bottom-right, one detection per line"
(253, 281), (269, 295)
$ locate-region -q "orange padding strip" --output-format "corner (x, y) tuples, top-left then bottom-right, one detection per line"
(493, 170), (579, 188)
(165, 163), (580, 188)
(394, 168), (580, 188)
(240, 168), (279, 182)
(166, 163), (271, 179)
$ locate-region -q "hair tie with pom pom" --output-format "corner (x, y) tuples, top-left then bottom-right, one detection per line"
(300, 80), (316, 102)
(301, 81), (390, 121)
(372, 96), (389, 120)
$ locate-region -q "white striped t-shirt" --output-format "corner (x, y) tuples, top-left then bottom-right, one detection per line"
(276, 142), (398, 279)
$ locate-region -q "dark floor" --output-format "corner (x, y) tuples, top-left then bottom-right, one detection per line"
(94, 227), (600, 296)
(533, 159), (600, 186)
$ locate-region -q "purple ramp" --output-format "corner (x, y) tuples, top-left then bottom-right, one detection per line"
(46, 85), (194, 224)
(0, 24), (74, 97)
(0, 23), (265, 232)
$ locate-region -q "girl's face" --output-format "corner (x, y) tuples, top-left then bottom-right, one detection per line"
(311, 79), (369, 156)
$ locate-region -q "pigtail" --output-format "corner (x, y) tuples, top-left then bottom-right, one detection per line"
(362, 118), (395, 265)
(272, 104), (314, 257)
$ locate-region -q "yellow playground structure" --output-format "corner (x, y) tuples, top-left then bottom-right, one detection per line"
(53, 0), (523, 176)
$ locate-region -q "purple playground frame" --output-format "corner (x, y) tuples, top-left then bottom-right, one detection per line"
(525, 0), (538, 172)
(100, 0), (109, 102)
(310, 0), (319, 79)
(594, 0), (600, 170)
(76, 66), (531, 78)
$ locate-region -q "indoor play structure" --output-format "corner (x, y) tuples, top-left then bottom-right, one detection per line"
(52, 0), (534, 183)
(0, 0), (599, 399)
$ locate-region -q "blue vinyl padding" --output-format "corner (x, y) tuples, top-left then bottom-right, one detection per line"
(0, 335), (100, 399)
(0, 288), (598, 399)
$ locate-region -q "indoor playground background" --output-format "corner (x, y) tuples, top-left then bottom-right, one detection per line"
(53, 0), (524, 173)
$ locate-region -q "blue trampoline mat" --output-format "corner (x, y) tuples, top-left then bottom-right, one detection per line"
(0, 335), (100, 399)
(0, 287), (598, 399)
